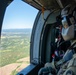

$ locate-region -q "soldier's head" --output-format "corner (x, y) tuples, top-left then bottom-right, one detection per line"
(61, 5), (76, 41)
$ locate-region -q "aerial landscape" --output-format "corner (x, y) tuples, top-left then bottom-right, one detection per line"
(0, 29), (31, 75)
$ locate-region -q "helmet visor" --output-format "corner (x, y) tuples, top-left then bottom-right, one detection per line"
(62, 17), (69, 29)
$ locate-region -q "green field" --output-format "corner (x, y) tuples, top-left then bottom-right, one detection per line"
(0, 29), (31, 67)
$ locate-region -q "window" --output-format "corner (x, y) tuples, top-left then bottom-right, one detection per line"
(0, 0), (38, 75)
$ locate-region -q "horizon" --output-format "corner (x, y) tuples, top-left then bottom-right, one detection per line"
(1, 28), (32, 34)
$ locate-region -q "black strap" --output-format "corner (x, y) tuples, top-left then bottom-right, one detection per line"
(68, 42), (76, 49)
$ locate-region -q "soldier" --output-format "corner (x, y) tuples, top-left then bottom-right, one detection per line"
(38, 5), (76, 75)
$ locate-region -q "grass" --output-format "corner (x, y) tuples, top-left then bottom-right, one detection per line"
(0, 30), (31, 67)
(0, 49), (29, 67)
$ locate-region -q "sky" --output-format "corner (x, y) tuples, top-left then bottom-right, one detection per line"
(2, 0), (38, 29)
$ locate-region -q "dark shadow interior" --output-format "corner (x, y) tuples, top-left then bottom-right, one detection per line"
(40, 23), (71, 64)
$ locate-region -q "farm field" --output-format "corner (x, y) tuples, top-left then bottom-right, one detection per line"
(0, 29), (31, 75)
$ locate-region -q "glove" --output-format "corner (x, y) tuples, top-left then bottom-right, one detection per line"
(38, 67), (49, 75)
(38, 67), (56, 75)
